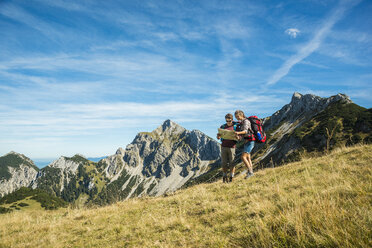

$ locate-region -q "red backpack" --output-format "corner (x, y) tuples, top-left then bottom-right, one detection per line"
(248, 116), (266, 143)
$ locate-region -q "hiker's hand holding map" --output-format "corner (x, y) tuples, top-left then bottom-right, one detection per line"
(218, 128), (239, 141)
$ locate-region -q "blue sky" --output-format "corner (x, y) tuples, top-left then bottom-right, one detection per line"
(0, 0), (371, 160)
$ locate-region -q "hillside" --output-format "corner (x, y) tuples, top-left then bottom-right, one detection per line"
(0, 144), (371, 247)
(0, 187), (67, 214)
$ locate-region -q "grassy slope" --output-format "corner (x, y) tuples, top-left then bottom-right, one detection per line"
(0, 144), (371, 248)
(0, 188), (67, 214)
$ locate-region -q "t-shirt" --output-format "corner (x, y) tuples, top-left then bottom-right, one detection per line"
(221, 124), (237, 148)
(239, 118), (255, 141)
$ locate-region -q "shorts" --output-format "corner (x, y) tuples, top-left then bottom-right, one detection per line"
(221, 146), (236, 170)
(243, 141), (255, 154)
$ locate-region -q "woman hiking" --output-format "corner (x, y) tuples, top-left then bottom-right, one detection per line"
(234, 110), (255, 179)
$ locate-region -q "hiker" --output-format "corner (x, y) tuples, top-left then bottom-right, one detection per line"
(234, 110), (255, 179)
(217, 113), (238, 183)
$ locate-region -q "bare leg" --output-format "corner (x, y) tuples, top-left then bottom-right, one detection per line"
(246, 153), (253, 174)
(241, 153), (250, 170)
(242, 152), (253, 175)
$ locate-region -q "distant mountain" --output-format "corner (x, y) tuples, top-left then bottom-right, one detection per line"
(27, 120), (220, 205)
(31, 157), (107, 169)
(32, 158), (58, 169)
(94, 120), (220, 204)
(30, 154), (102, 204)
(87, 156), (107, 162)
(0, 152), (39, 197)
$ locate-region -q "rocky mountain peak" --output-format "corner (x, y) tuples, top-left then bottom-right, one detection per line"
(291, 92), (302, 101)
(116, 147), (125, 155)
(108, 119), (221, 198)
(327, 93), (352, 104)
(5, 151), (31, 161)
(265, 92), (352, 131)
(1, 151), (37, 170)
(290, 92), (322, 106)
(290, 92), (351, 107)
(6, 151), (21, 156)
(49, 156), (81, 174)
(162, 119), (173, 128)
(153, 119), (186, 137)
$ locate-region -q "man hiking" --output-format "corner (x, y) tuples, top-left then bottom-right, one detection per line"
(234, 110), (255, 179)
(217, 113), (238, 183)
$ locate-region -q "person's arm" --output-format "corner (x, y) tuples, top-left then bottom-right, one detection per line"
(217, 124), (224, 140)
(235, 130), (247, 135)
(235, 119), (249, 135)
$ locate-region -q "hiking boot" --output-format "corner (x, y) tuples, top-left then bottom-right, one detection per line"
(245, 172), (254, 179)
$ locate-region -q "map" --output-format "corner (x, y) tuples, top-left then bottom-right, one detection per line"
(218, 128), (239, 141)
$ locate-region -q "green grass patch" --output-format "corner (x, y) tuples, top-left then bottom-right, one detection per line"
(0, 187), (67, 213)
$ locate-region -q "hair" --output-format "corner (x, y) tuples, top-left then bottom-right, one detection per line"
(225, 113), (233, 119)
(234, 110), (246, 118)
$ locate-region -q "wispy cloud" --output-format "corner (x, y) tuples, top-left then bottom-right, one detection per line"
(0, 94), (284, 156)
(0, 3), (71, 42)
(0, 96), (283, 134)
(266, 0), (361, 86)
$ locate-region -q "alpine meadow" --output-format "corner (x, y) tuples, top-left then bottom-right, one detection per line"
(1, 144), (371, 247)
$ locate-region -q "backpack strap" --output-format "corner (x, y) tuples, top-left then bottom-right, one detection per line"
(233, 121), (238, 131)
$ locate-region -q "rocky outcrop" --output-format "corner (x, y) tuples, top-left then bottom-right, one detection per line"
(255, 93), (355, 166)
(0, 152), (39, 197)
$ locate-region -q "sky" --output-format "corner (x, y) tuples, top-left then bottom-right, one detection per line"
(0, 0), (371, 161)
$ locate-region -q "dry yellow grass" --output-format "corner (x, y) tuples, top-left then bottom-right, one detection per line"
(1, 144), (371, 248)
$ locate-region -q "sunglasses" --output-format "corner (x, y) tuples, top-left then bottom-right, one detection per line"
(226, 119), (233, 122)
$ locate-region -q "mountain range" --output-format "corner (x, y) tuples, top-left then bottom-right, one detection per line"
(1, 92), (371, 208)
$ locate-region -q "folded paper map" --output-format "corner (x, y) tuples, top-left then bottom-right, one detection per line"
(218, 128), (239, 141)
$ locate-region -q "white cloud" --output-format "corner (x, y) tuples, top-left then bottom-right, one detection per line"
(0, 93), (284, 157)
(285, 28), (300, 38)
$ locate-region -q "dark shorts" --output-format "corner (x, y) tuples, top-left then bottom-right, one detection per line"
(243, 141), (255, 154)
